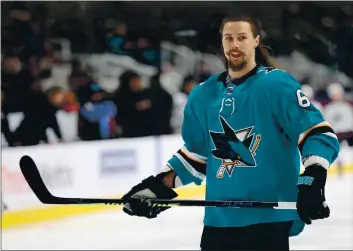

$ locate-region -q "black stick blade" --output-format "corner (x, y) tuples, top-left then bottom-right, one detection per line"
(19, 155), (57, 204)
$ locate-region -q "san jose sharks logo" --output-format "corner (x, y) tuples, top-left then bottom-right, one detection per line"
(210, 116), (261, 178)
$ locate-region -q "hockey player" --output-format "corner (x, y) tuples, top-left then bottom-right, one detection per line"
(121, 16), (340, 250)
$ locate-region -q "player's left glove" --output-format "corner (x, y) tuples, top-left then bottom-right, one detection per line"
(296, 164), (330, 225)
(122, 174), (178, 219)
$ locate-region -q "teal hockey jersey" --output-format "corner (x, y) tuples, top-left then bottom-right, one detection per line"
(167, 65), (340, 236)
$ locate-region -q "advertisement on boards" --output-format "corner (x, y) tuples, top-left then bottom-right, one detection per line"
(2, 164), (32, 196)
(2, 162), (73, 195)
(96, 137), (158, 194)
(1, 143), (80, 211)
(2, 160), (74, 211)
(100, 149), (137, 175)
(36, 162), (73, 190)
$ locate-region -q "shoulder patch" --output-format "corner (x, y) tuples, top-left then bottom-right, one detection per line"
(257, 67), (295, 86)
(258, 67), (286, 75)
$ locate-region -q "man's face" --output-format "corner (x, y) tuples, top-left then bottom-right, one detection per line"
(115, 23), (127, 36)
(50, 91), (66, 107)
(129, 77), (142, 92)
(222, 21), (259, 71)
(3, 56), (22, 73)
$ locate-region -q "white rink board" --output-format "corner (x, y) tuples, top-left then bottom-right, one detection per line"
(2, 137), (157, 211)
(2, 173), (353, 250)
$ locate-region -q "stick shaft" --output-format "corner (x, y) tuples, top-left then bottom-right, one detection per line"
(19, 155), (296, 209)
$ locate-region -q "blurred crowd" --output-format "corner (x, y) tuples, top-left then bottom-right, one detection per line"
(1, 2), (353, 148)
(1, 4), (65, 146)
(274, 3), (353, 78)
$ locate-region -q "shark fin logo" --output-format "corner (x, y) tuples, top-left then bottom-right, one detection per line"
(210, 116), (261, 178)
(258, 67), (284, 74)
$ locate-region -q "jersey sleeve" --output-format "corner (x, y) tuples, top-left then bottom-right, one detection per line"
(167, 86), (208, 186)
(266, 71), (340, 168)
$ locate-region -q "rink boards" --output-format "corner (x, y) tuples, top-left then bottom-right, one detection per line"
(2, 135), (353, 229)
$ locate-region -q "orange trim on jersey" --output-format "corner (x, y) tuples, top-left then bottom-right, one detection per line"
(180, 148), (207, 164)
(298, 122), (332, 145)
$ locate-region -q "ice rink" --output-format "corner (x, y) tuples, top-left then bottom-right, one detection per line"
(2, 173), (353, 250)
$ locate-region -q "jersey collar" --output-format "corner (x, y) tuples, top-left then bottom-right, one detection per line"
(218, 64), (261, 87)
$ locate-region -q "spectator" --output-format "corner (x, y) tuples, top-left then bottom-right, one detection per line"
(324, 82), (353, 145)
(106, 21), (134, 56)
(113, 70), (154, 138)
(10, 87), (65, 146)
(68, 71), (117, 141)
(1, 52), (35, 113)
(149, 74), (173, 136)
(324, 82), (353, 176)
(134, 37), (160, 67)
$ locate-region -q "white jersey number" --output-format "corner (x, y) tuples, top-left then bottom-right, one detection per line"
(296, 89), (311, 108)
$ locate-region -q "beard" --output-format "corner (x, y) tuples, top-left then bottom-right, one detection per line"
(227, 55), (247, 71)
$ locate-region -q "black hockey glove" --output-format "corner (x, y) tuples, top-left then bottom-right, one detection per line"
(297, 164), (330, 225)
(122, 174), (178, 219)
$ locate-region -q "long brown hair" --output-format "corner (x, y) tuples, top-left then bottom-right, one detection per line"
(220, 15), (277, 68)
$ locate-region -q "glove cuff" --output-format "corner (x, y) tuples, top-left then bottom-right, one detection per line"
(298, 164), (327, 188)
(142, 175), (178, 200)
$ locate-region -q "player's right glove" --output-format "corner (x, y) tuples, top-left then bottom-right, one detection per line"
(122, 174), (178, 219)
(296, 164), (330, 225)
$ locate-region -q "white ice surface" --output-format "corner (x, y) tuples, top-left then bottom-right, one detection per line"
(2, 173), (353, 250)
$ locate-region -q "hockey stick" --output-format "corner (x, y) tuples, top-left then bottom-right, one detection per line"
(19, 155), (296, 209)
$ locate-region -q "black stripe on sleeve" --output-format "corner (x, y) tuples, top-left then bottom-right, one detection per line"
(177, 149), (207, 175)
(298, 126), (335, 153)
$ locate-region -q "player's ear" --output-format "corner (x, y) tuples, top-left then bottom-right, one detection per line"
(254, 35), (260, 48)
